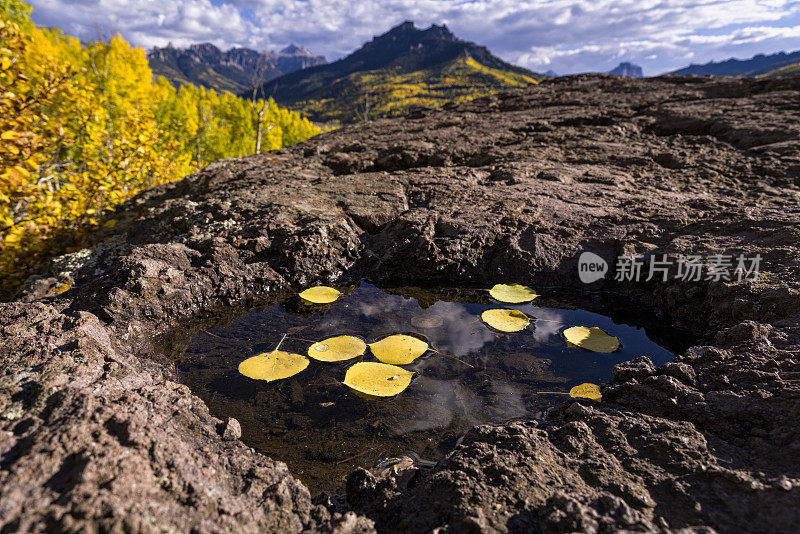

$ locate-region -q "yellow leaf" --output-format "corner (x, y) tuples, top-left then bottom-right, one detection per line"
(1, 130), (18, 140)
(369, 334), (429, 365)
(488, 283), (539, 303)
(563, 326), (620, 353)
(481, 309), (530, 332)
(569, 383), (602, 401)
(298, 285), (341, 304)
(343, 362), (414, 397)
(7, 165), (29, 182)
(308, 335), (366, 362)
(45, 280), (72, 296)
(238, 350), (309, 382)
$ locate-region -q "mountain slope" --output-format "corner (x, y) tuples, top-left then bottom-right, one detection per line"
(148, 43), (326, 94)
(670, 49), (800, 77)
(255, 21), (542, 123)
(761, 61), (800, 78)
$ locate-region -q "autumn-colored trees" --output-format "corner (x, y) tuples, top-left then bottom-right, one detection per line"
(157, 81), (319, 169)
(0, 3), (320, 297)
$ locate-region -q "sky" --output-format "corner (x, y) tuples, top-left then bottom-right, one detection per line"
(28, 0), (800, 75)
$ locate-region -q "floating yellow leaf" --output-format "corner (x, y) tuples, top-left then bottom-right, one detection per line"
(308, 335), (367, 362)
(569, 383), (602, 401)
(298, 286), (341, 304)
(343, 362), (414, 397)
(481, 309), (530, 332)
(488, 283), (539, 303)
(563, 326), (620, 353)
(369, 334), (429, 365)
(238, 350), (309, 382)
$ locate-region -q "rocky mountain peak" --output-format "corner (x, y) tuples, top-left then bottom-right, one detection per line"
(280, 44), (315, 56)
(608, 62), (644, 77)
(147, 42), (326, 94)
(368, 20), (456, 50)
(255, 20), (541, 122)
(422, 23), (455, 41)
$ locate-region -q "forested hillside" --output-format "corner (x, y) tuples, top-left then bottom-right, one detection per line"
(761, 61), (800, 78)
(0, 1), (320, 297)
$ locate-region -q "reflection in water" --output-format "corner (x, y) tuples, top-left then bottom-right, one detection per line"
(422, 300), (497, 356)
(532, 308), (569, 342)
(177, 282), (681, 494)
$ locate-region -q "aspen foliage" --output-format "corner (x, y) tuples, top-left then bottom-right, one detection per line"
(0, 4), (319, 297)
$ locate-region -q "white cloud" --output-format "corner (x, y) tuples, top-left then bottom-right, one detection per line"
(28, 0), (800, 74)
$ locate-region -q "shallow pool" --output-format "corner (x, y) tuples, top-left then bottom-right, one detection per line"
(177, 282), (686, 494)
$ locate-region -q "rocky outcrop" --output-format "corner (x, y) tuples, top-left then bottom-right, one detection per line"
(2, 74), (799, 532)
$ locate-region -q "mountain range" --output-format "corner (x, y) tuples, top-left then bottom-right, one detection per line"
(670, 49), (800, 77)
(148, 43), (326, 94)
(251, 21), (543, 124)
(147, 26), (800, 125)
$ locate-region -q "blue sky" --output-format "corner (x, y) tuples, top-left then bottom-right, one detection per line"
(28, 0), (800, 75)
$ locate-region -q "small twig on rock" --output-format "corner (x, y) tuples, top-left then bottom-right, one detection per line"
(335, 444), (384, 464)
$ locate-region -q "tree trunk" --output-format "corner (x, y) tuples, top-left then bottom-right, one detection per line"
(255, 108), (264, 154)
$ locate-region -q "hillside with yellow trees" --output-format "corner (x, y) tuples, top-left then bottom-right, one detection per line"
(0, 1), (320, 298)
(256, 21), (542, 124)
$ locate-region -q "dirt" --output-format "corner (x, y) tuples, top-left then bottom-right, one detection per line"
(2, 73), (799, 532)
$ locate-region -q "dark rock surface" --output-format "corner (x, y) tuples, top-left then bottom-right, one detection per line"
(2, 74), (800, 532)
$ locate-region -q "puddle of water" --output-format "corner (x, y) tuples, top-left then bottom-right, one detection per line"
(176, 282), (685, 494)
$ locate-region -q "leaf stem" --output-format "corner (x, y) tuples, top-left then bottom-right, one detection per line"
(273, 333), (288, 352)
(430, 349), (474, 368)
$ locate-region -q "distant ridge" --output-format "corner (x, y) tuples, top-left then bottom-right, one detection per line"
(670, 49), (800, 77)
(253, 21), (543, 123)
(148, 43), (326, 94)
